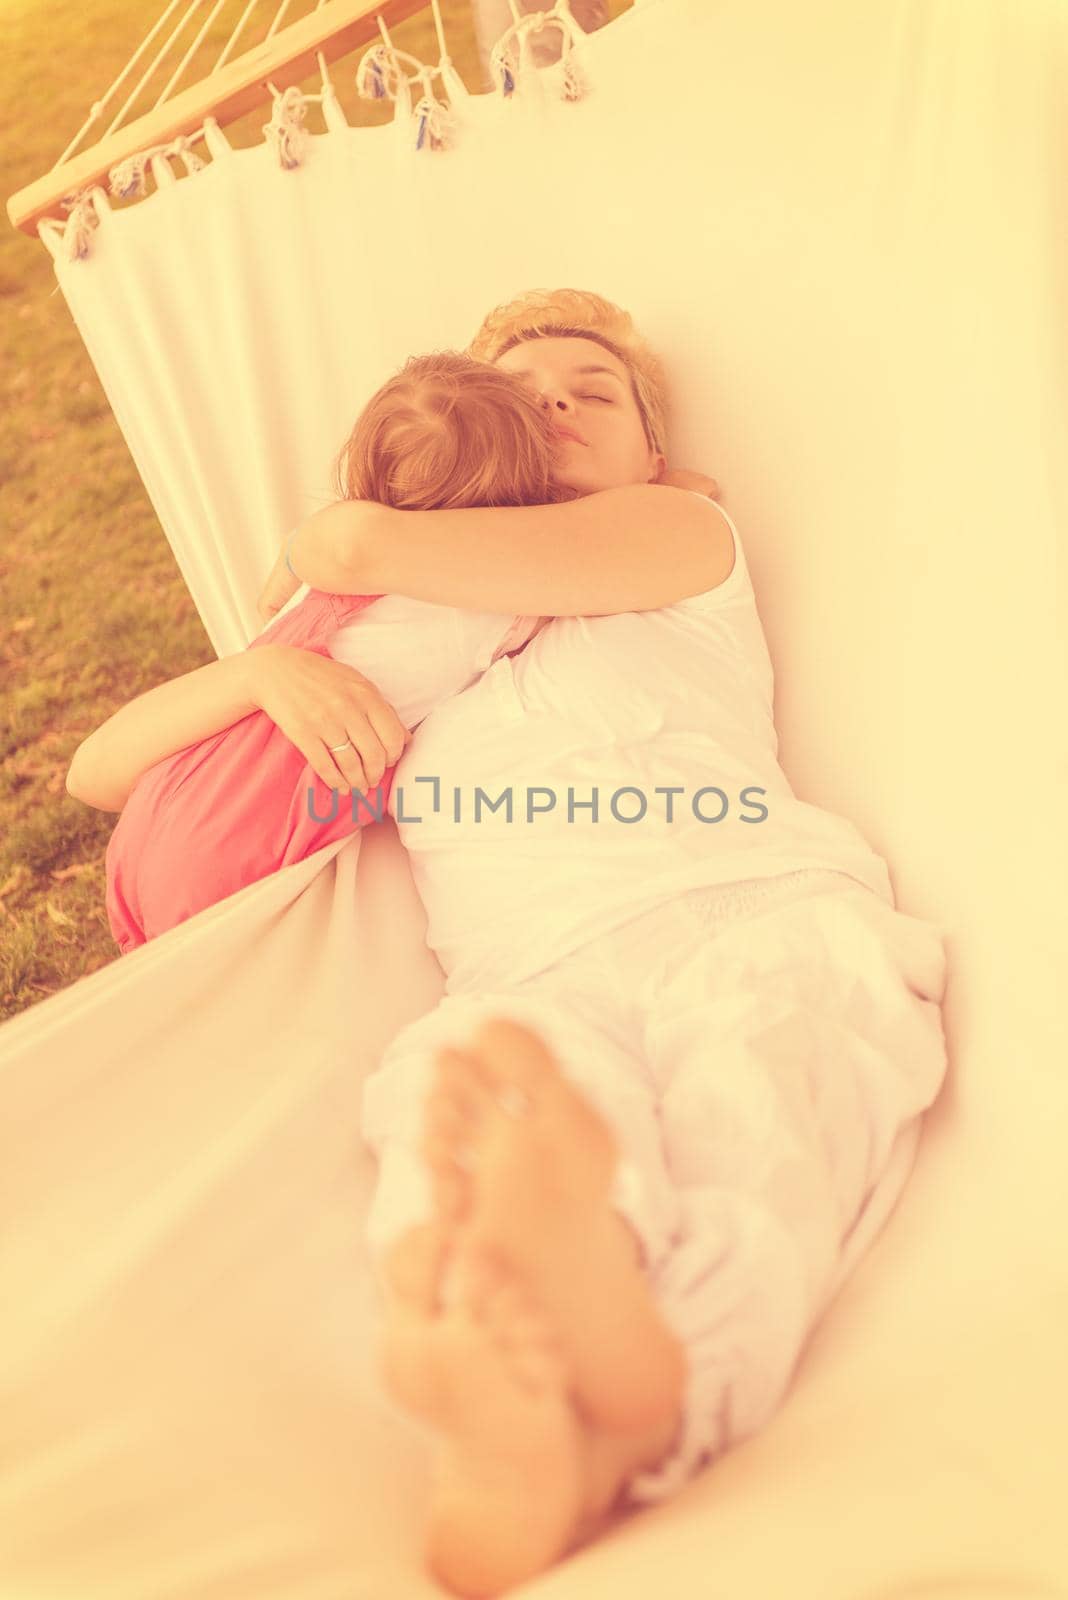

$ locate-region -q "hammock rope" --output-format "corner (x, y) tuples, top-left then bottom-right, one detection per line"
(55, 0), (344, 167)
(153, 0), (235, 110)
(42, 0), (596, 260)
(51, 0), (197, 169)
(212, 0), (265, 74)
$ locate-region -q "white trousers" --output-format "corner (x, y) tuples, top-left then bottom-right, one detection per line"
(359, 868), (949, 1507)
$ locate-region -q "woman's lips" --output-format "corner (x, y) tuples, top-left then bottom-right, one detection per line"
(552, 427), (585, 445)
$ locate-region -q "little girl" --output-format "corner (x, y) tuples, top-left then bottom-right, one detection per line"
(66, 352), (574, 951)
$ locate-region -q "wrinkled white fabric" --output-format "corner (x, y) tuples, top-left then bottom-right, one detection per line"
(360, 867), (949, 1505)
(388, 501), (898, 993)
(328, 594), (543, 729)
(3, 0), (1064, 1594)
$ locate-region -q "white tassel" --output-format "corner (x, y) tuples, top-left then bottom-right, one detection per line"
(169, 135), (206, 177)
(559, 50), (589, 103)
(61, 191), (99, 261)
(490, 36), (520, 98)
(110, 155), (151, 200)
(263, 85), (310, 170)
(413, 93), (457, 153)
(356, 44), (397, 103)
(110, 133), (206, 200)
(489, 6), (593, 105)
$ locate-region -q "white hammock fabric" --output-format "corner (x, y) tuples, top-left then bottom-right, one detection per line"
(3, 0), (1066, 1595)
(41, 0), (607, 658)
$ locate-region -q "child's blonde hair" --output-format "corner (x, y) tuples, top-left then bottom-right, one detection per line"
(466, 287), (668, 461)
(333, 351), (578, 511)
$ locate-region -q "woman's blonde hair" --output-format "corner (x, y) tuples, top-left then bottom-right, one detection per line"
(466, 287), (668, 461)
(333, 351), (577, 511)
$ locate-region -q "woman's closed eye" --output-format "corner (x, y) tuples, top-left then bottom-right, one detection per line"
(583, 394), (612, 403)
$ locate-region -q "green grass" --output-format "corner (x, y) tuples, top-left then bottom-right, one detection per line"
(0, 0), (631, 1021)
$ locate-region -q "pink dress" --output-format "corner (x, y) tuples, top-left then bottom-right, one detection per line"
(105, 589), (386, 953)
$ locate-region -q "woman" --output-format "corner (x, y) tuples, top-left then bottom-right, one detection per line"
(258, 288), (949, 1598)
(65, 351), (583, 949)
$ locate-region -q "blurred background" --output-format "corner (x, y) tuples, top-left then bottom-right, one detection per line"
(0, 0), (628, 1021)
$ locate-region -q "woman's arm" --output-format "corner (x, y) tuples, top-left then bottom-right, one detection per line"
(282, 484), (733, 618)
(66, 644), (410, 812)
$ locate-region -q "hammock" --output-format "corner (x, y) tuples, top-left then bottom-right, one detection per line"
(3, 0), (1066, 1595)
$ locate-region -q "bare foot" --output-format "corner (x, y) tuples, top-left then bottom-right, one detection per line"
(379, 1225), (591, 1598)
(421, 1016), (687, 1433)
(378, 1223), (689, 1581)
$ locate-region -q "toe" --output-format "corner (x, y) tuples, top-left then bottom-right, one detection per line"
(469, 1017), (561, 1101)
(484, 1278), (568, 1394)
(435, 1043), (492, 1089)
(382, 1220), (453, 1313)
(433, 1047), (498, 1118)
(508, 1337), (565, 1395)
(482, 1278), (525, 1332)
(443, 1239), (504, 1316)
(423, 1094), (473, 1156)
(422, 1131), (471, 1223)
(424, 1051), (495, 1183)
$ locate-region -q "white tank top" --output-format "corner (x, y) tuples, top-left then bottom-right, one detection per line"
(388, 499), (894, 992)
(327, 596), (543, 729)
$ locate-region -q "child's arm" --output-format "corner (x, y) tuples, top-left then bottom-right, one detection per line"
(277, 481), (733, 619)
(66, 654), (264, 812)
(66, 645), (410, 812)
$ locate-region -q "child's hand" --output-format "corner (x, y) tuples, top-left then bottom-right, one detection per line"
(656, 466), (720, 498)
(250, 644), (412, 794)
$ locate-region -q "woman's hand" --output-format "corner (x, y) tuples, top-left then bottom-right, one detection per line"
(656, 466), (720, 498)
(257, 502), (386, 627)
(257, 531), (303, 629)
(249, 644), (411, 793)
